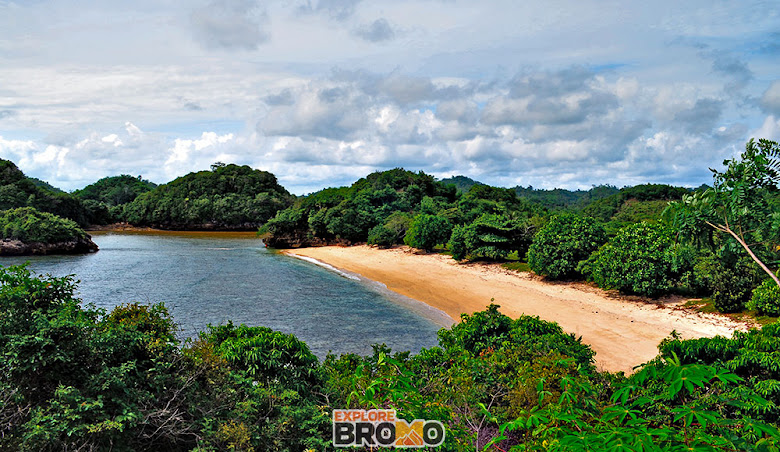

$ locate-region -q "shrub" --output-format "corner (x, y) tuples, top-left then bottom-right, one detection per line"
(448, 214), (534, 261)
(705, 257), (762, 313)
(747, 278), (780, 316)
(404, 214), (452, 251)
(448, 225), (471, 260)
(581, 222), (676, 297)
(527, 214), (606, 280)
(367, 225), (396, 248)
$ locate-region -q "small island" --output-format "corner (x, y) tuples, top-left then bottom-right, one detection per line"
(0, 207), (98, 256)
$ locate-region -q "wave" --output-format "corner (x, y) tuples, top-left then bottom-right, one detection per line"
(289, 254), (362, 281)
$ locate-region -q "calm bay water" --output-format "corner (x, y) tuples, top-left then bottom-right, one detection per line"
(0, 231), (448, 358)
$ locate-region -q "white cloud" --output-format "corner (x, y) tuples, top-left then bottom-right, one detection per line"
(0, 0), (776, 194)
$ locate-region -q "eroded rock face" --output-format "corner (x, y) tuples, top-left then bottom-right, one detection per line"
(0, 235), (99, 256)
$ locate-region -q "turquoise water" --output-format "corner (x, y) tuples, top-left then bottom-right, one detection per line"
(0, 232), (448, 358)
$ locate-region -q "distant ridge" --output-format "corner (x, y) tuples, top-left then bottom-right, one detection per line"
(438, 175), (483, 193)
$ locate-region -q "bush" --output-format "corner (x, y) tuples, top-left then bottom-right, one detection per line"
(367, 225), (397, 248)
(0, 207), (87, 243)
(747, 278), (780, 316)
(703, 257), (762, 313)
(527, 214), (606, 280)
(448, 214), (534, 261)
(581, 222), (677, 297)
(404, 214), (452, 251)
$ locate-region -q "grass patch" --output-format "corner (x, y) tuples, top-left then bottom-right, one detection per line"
(683, 298), (779, 325)
(502, 262), (531, 273)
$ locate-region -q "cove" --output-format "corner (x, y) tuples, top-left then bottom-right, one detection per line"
(0, 231), (444, 358)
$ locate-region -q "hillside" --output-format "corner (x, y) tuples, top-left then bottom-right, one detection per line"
(0, 159), (91, 226)
(439, 175), (483, 192)
(261, 168), (545, 249)
(74, 174), (157, 206)
(513, 184), (619, 210)
(73, 175), (158, 225)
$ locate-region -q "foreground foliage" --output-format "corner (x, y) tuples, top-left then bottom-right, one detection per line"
(2, 266), (778, 451)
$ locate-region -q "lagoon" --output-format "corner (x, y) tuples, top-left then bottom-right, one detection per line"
(0, 231), (446, 358)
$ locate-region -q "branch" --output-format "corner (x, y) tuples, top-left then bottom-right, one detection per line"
(705, 221), (780, 287)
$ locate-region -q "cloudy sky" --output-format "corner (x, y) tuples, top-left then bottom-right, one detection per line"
(0, 0), (778, 194)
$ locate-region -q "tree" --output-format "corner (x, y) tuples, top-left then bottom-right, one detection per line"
(527, 214), (607, 280)
(665, 138), (780, 287)
(404, 214), (452, 251)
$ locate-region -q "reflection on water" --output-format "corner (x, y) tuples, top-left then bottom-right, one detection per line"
(0, 231), (443, 358)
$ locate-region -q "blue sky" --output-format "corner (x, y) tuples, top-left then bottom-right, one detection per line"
(0, 0), (778, 194)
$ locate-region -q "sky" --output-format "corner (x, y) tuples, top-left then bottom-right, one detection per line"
(0, 0), (778, 194)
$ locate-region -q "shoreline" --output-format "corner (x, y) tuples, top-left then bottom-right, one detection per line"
(283, 245), (752, 374)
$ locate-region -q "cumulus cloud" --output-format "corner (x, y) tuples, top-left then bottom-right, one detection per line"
(481, 67), (619, 126)
(1, 1), (776, 193)
(761, 81), (780, 116)
(673, 98), (724, 134)
(297, 0), (361, 20)
(191, 0), (269, 50)
(353, 18), (396, 43)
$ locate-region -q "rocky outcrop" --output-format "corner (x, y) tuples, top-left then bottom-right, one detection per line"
(0, 235), (99, 256)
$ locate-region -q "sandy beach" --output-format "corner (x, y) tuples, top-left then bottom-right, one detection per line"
(284, 245), (752, 374)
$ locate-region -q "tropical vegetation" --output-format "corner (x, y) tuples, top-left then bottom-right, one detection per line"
(122, 163), (293, 229)
(0, 207), (88, 244)
(2, 266), (778, 451)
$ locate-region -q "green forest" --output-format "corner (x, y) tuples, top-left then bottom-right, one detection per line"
(2, 267), (779, 451)
(2, 138), (780, 449)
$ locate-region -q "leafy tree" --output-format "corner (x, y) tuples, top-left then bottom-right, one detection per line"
(404, 214), (452, 251)
(581, 222), (683, 297)
(666, 138), (780, 287)
(527, 214), (607, 279)
(261, 169), (456, 247)
(439, 175), (483, 193)
(709, 257), (763, 312)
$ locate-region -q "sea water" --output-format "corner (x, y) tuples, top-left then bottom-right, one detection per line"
(0, 231), (447, 358)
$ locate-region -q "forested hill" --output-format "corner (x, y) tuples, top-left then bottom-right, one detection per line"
(261, 168), (544, 249)
(74, 175), (157, 206)
(73, 175), (158, 225)
(121, 163), (294, 230)
(438, 175), (483, 192)
(0, 159), (91, 226)
(513, 184), (619, 210)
